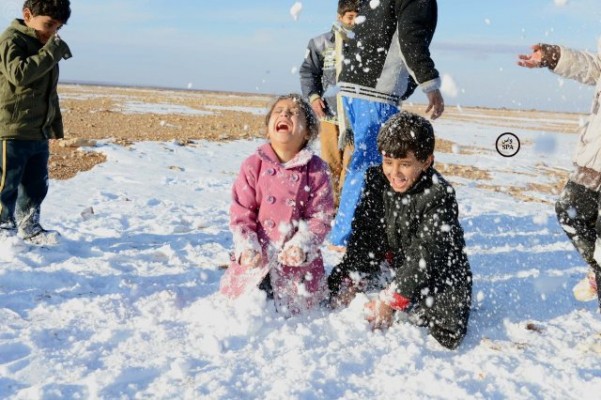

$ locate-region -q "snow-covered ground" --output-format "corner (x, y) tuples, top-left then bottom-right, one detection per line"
(1, 105), (601, 399)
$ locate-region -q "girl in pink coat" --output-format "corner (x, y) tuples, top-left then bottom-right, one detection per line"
(220, 93), (335, 316)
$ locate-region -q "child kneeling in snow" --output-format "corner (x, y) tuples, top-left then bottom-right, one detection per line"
(328, 111), (472, 349)
(220, 93), (335, 316)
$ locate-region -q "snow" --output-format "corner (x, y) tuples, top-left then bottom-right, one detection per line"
(290, 2), (303, 21)
(441, 74), (459, 98)
(2, 97), (601, 398)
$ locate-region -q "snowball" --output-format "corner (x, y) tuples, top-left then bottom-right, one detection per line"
(554, 0), (568, 6)
(441, 74), (459, 98)
(369, 0), (381, 8)
(534, 134), (557, 154)
(290, 2), (303, 21)
(532, 213), (549, 226)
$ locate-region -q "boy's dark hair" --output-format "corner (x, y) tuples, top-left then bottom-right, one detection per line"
(377, 111), (435, 161)
(23, 0), (71, 23)
(265, 93), (320, 144)
(338, 0), (359, 15)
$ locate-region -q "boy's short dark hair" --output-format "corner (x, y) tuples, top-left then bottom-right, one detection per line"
(23, 0), (71, 23)
(338, 0), (359, 15)
(377, 111), (435, 161)
(264, 93), (320, 143)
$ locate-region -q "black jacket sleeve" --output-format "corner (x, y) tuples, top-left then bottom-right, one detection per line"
(396, 0), (439, 85)
(299, 36), (325, 99)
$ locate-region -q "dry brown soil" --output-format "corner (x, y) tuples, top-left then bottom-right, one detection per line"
(53, 84), (579, 203)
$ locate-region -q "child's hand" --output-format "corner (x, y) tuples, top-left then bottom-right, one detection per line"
(517, 45), (543, 68)
(364, 299), (395, 330)
(240, 249), (262, 268)
(278, 245), (306, 267)
(425, 89), (444, 120)
(330, 286), (358, 308)
(310, 98), (326, 119)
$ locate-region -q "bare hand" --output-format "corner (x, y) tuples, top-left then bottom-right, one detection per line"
(240, 249), (262, 268)
(364, 299), (394, 329)
(425, 89), (444, 120)
(278, 245), (306, 266)
(311, 98), (326, 119)
(330, 283), (359, 309)
(517, 44), (543, 68)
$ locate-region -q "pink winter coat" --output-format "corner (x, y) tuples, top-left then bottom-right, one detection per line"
(220, 143), (335, 314)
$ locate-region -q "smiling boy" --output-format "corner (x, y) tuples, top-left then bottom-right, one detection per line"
(0, 0), (71, 244)
(328, 111), (472, 350)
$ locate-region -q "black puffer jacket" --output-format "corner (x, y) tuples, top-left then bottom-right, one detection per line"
(338, 0), (439, 105)
(329, 166), (472, 349)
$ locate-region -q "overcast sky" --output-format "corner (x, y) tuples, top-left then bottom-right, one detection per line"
(1, 0), (600, 112)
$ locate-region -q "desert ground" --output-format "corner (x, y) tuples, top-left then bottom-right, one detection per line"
(54, 84), (582, 202)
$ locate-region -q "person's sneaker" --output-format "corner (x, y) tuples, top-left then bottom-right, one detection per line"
(20, 224), (61, 246)
(573, 270), (598, 302)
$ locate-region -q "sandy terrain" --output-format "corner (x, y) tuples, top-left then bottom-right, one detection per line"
(54, 84), (580, 202)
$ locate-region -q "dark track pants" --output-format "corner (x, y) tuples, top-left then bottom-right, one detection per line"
(556, 180), (601, 307)
(0, 139), (49, 232)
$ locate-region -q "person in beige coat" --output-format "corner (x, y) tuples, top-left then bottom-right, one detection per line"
(518, 41), (601, 305)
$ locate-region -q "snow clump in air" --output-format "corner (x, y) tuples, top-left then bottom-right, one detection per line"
(290, 2), (303, 21)
(441, 73), (459, 98)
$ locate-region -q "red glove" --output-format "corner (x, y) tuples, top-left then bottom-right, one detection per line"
(379, 287), (410, 311)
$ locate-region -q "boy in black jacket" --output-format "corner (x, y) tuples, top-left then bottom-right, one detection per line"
(328, 111), (472, 350)
(330, 0), (443, 248)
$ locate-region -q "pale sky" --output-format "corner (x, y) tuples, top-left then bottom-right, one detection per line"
(1, 0), (600, 112)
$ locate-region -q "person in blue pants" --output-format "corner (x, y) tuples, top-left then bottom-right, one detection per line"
(329, 99), (398, 245)
(329, 0), (444, 247)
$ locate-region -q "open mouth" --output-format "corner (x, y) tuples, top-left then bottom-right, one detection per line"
(391, 177), (408, 189)
(276, 121), (291, 132)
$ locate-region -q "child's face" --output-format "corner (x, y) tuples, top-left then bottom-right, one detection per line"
(267, 99), (309, 156)
(23, 8), (63, 44)
(382, 152), (433, 193)
(338, 11), (358, 27)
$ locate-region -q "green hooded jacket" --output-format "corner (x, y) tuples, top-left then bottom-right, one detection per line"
(0, 19), (72, 140)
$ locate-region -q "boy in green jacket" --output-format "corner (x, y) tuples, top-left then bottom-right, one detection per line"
(0, 0), (72, 245)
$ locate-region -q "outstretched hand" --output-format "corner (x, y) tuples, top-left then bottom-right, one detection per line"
(517, 45), (543, 68)
(425, 89), (444, 120)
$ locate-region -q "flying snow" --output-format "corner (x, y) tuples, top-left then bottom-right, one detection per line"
(441, 73), (459, 98)
(290, 2), (303, 21)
